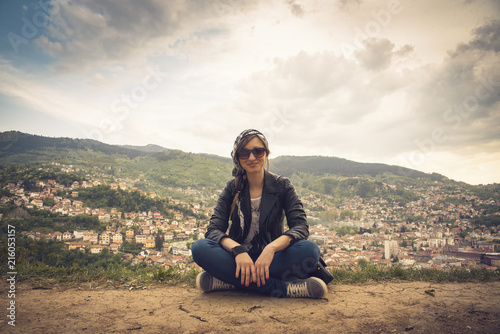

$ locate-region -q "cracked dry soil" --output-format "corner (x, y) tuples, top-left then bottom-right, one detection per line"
(1, 281), (499, 333)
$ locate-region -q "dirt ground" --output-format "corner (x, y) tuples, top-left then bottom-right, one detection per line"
(0, 280), (499, 334)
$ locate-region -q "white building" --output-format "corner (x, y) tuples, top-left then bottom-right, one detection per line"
(384, 240), (399, 260)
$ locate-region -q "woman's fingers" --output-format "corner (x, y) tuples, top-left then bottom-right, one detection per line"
(255, 249), (274, 287)
(245, 266), (251, 286)
(250, 264), (257, 285)
(235, 262), (240, 279)
(257, 264), (270, 286)
(235, 253), (255, 286)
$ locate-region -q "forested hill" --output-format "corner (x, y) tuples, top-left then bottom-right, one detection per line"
(1, 130), (445, 185)
(0, 131), (148, 160)
(271, 155), (445, 180)
(118, 144), (170, 153)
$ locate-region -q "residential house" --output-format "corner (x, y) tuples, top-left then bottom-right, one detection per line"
(52, 232), (63, 241)
(172, 247), (191, 256)
(100, 233), (110, 245)
(109, 243), (120, 253)
(73, 230), (87, 239)
(145, 237), (155, 249)
(62, 232), (73, 240)
(90, 245), (104, 254)
(131, 255), (145, 265)
(66, 242), (90, 251)
(31, 199), (43, 208)
(98, 213), (111, 222)
(83, 232), (99, 244)
(61, 198), (72, 206)
(112, 233), (123, 244)
(135, 235), (147, 244)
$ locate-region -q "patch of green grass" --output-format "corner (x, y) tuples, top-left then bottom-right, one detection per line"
(329, 263), (500, 284)
(11, 261), (201, 288)
(152, 266), (199, 286)
(5, 261), (499, 289)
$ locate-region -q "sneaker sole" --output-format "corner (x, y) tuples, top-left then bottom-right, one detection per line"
(308, 276), (328, 298)
(196, 271), (206, 291)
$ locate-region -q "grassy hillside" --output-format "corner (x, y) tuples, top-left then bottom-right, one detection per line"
(120, 150), (233, 191)
(287, 173), (421, 205)
(0, 132), (234, 193)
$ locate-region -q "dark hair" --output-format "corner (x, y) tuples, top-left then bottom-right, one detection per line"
(229, 129), (270, 217)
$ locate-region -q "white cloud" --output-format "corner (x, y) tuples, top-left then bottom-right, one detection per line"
(355, 38), (395, 72)
(215, 47), (414, 157)
(35, 0), (264, 73)
(406, 19), (500, 148)
(1, 0), (500, 184)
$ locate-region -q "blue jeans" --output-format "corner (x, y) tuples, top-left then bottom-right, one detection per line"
(191, 238), (321, 297)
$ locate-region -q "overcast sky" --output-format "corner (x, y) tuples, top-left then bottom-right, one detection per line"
(0, 0), (499, 185)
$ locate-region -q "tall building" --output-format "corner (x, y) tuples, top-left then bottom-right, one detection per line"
(384, 240), (399, 260)
(471, 231), (478, 248)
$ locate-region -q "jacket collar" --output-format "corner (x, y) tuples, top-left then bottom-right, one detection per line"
(263, 170), (280, 194)
(260, 170), (279, 226)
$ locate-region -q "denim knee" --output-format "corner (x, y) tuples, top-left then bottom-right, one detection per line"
(296, 240), (321, 259)
(191, 239), (212, 263)
(295, 240), (321, 275)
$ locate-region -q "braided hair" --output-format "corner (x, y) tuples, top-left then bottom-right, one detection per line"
(229, 129), (270, 217)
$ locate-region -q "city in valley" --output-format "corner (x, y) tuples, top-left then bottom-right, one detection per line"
(2, 163), (499, 272)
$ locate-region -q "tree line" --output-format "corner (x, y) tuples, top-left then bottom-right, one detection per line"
(0, 235), (140, 275)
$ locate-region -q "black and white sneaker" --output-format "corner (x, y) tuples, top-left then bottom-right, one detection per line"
(196, 271), (235, 292)
(285, 277), (327, 299)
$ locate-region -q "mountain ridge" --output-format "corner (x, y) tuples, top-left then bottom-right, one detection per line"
(270, 155), (442, 180)
(0, 131), (148, 159)
(118, 144), (170, 153)
(0, 130), (448, 183)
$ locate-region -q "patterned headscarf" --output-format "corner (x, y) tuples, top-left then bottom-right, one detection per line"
(230, 129), (269, 177)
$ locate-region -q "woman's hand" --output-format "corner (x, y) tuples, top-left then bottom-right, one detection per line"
(254, 246), (275, 287)
(235, 252), (256, 287)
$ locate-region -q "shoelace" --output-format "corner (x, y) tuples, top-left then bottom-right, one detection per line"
(286, 281), (309, 298)
(211, 277), (233, 290)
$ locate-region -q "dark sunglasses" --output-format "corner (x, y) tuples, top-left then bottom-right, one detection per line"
(238, 147), (267, 160)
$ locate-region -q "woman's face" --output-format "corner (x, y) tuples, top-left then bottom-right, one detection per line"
(238, 136), (267, 175)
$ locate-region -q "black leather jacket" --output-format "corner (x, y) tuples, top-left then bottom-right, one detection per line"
(205, 170), (309, 254)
